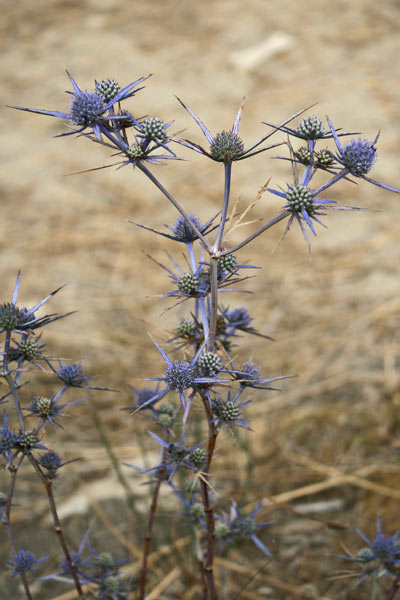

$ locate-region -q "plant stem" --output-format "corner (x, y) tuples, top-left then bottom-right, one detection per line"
(4, 456), (33, 599)
(207, 258), (218, 352)
(200, 393), (219, 600)
(138, 434), (170, 600)
(385, 579), (400, 600)
(28, 456), (85, 599)
(5, 372), (25, 431)
(213, 163), (232, 252)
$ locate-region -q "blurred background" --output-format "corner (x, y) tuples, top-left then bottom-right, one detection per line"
(1, 0), (400, 598)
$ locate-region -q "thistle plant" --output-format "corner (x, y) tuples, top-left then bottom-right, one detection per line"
(6, 70), (400, 600)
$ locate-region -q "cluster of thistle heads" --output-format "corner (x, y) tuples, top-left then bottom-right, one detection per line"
(2, 70), (400, 593)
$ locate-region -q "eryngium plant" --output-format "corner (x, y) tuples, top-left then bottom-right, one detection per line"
(8, 71), (400, 600)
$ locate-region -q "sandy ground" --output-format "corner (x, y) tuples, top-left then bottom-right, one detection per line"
(1, 0), (400, 598)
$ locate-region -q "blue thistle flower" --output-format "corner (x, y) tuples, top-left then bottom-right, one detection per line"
(214, 501), (273, 557)
(211, 391), (251, 432)
(0, 273), (72, 336)
(128, 385), (160, 411)
(267, 179), (364, 252)
(0, 413), (20, 461)
(70, 90), (105, 129)
(220, 306), (273, 343)
(25, 389), (85, 429)
(14, 430), (47, 455)
(7, 335), (46, 365)
(224, 307), (252, 330)
(146, 429), (206, 481)
(235, 361), (285, 390)
(263, 114), (357, 142)
(176, 97), (286, 163)
(94, 78), (121, 102)
(89, 119), (180, 169)
(134, 337), (230, 421)
(10, 70), (150, 140)
(129, 213), (219, 245)
(339, 137), (378, 176)
(51, 360), (118, 392)
(6, 549), (48, 578)
(56, 362), (86, 386)
(354, 518), (400, 566)
(338, 518), (400, 582)
(164, 360), (195, 391)
(39, 451), (63, 473)
(328, 118), (400, 193)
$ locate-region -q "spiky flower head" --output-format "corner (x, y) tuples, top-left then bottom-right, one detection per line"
(70, 91), (105, 127)
(15, 431), (41, 453)
(95, 552), (115, 569)
(213, 399), (240, 423)
(295, 146), (312, 165)
(371, 531), (399, 561)
(218, 253), (237, 274)
(189, 448), (206, 469)
(239, 361), (261, 385)
(140, 117), (166, 141)
(285, 184), (314, 215)
(95, 78), (121, 102)
(167, 443), (188, 463)
(30, 396), (53, 418)
(235, 516), (257, 537)
(225, 307), (252, 330)
(164, 360), (194, 391)
(39, 451), (62, 473)
(177, 319), (196, 338)
(0, 303), (26, 331)
(315, 148), (335, 169)
(190, 502), (206, 519)
(210, 131), (244, 163)
(172, 215), (202, 243)
(158, 413), (173, 428)
(297, 115), (326, 140)
(215, 523), (231, 540)
(339, 138), (377, 175)
(7, 549), (47, 577)
(158, 402), (174, 416)
(178, 273), (200, 296)
(198, 351), (222, 374)
(13, 339), (41, 361)
(57, 362), (85, 386)
(0, 425), (19, 455)
(133, 387), (158, 409)
(126, 143), (144, 160)
(103, 575), (119, 592)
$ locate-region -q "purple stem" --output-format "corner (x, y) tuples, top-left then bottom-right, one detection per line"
(385, 579), (400, 600)
(28, 456), (85, 599)
(139, 436), (170, 600)
(5, 373), (25, 431)
(200, 393), (219, 600)
(213, 163), (232, 252)
(4, 456), (33, 600)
